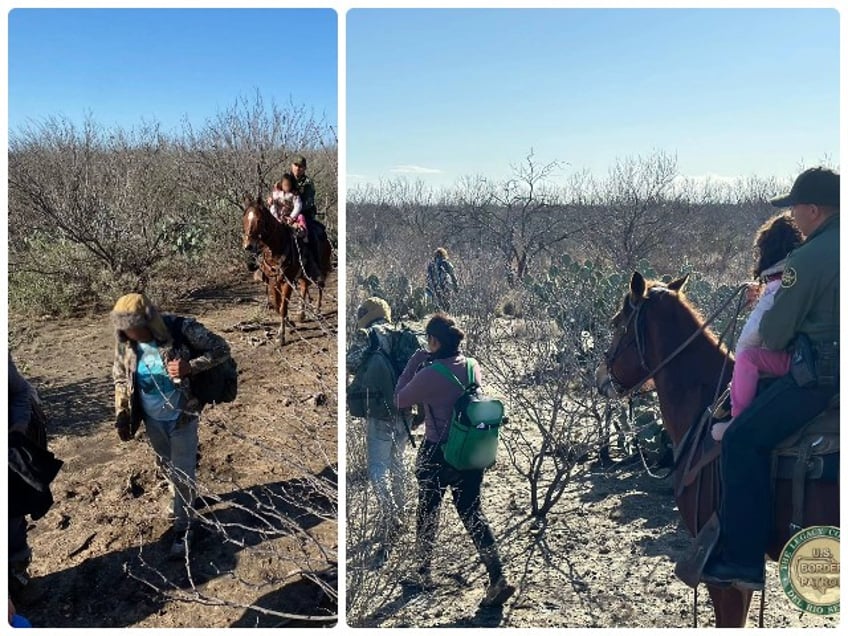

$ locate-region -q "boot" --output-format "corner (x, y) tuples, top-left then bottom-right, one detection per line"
(479, 546), (515, 607)
(480, 576), (516, 607)
(169, 525), (195, 561)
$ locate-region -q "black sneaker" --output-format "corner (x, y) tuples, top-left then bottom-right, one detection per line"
(479, 576), (516, 607)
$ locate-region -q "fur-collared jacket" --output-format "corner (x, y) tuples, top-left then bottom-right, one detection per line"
(112, 302), (231, 432)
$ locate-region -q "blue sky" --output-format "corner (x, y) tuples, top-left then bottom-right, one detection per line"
(8, 8), (337, 135)
(347, 8), (840, 187)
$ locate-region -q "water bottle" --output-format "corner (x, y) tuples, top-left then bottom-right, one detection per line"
(168, 349), (182, 386)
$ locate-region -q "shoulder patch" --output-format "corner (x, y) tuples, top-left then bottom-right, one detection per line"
(781, 267), (797, 289)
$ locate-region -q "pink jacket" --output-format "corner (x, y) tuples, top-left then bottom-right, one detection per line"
(395, 349), (482, 443)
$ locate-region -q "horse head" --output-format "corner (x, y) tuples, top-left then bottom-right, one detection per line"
(242, 195), (271, 250)
(595, 271), (689, 399)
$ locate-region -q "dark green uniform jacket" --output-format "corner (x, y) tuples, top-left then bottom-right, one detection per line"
(760, 214), (839, 351)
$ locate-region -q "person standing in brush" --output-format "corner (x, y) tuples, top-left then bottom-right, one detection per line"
(395, 312), (514, 608)
(111, 293), (231, 560)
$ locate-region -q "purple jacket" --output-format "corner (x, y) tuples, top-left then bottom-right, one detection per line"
(395, 349), (482, 443)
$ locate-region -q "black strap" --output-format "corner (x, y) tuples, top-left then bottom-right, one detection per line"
(362, 327), (417, 447)
(790, 441), (813, 532)
(163, 314), (188, 351)
(367, 327), (380, 352)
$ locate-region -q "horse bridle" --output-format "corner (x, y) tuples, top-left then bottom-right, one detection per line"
(604, 293), (653, 397)
(604, 283), (749, 400)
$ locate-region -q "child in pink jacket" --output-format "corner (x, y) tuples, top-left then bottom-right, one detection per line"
(712, 213), (803, 441)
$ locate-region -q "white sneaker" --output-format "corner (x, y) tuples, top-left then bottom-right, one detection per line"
(169, 529), (194, 560)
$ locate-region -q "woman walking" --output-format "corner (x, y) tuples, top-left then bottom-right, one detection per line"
(395, 313), (514, 607)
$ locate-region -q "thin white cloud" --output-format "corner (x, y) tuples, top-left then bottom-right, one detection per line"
(389, 164), (443, 175)
(347, 173), (367, 180)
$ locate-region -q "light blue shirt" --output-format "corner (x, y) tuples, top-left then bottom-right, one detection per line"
(136, 341), (183, 422)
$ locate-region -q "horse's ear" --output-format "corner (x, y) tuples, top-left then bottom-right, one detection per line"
(241, 192), (253, 209)
(668, 274), (690, 293)
(629, 271), (646, 300)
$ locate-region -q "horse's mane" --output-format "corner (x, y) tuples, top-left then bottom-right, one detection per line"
(642, 279), (731, 357)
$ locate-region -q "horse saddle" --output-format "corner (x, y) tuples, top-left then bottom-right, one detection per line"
(674, 392), (839, 588)
(773, 394), (839, 534)
(773, 394), (839, 473)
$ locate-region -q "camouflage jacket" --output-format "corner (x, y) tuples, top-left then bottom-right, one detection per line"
(426, 258), (458, 293)
(113, 316), (231, 430)
(346, 319), (397, 375)
(296, 175), (317, 217)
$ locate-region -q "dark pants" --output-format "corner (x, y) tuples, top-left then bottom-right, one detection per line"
(303, 218), (325, 278)
(719, 375), (835, 565)
(426, 286), (451, 312)
(9, 516), (31, 565)
(415, 441), (502, 583)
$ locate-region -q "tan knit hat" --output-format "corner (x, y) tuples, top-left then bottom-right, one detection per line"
(356, 297), (391, 329)
(110, 293), (170, 342)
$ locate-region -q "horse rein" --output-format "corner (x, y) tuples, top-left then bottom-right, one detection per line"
(605, 283), (748, 484)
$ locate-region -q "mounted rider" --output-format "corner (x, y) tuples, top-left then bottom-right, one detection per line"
(290, 154), (327, 281)
(702, 167), (839, 590)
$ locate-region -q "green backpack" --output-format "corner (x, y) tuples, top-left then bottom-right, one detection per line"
(431, 358), (505, 471)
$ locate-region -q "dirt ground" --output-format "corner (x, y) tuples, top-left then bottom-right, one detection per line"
(346, 427), (838, 629)
(10, 272), (338, 628)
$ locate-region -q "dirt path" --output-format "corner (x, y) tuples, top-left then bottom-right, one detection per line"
(347, 430), (837, 628)
(10, 275), (338, 628)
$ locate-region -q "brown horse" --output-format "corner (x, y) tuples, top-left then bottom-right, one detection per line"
(595, 272), (838, 627)
(242, 196), (332, 344)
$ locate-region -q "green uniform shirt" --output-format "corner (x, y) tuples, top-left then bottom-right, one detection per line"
(760, 214), (839, 351)
(296, 175), (317, 217)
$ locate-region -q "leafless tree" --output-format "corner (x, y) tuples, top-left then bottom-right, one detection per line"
(449, 151), (588, 281)
(9, 116), (188, 293)
(8, 94), (337, 315)
(126, 404), (338, 626)
(581, 150), (693, 271)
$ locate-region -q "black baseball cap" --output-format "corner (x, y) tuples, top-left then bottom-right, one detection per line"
(770, 167), (840, 208)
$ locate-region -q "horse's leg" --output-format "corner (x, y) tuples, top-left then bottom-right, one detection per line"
(707, 585), (752, 627)
(317, 282), (324, 314)
(297, 277), (309, 323)
(269, 279), (280, 314)
(278, 280), (293, 345)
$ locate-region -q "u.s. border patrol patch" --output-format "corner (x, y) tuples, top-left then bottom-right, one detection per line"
(779, 525), (839, 615)
(781, 267), (798, 288)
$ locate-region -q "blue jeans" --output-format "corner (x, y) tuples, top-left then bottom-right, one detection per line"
(366, 416), (409, 534)
(144, 415), (199, 531)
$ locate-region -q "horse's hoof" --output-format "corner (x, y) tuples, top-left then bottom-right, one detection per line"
(298, 312), (306, 323)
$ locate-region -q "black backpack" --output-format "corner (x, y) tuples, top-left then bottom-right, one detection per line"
(347, 334), (397, 419)
(346, 324), (425, 419)
(387, 324), (426, 376)
(164, 315), (238, 406)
